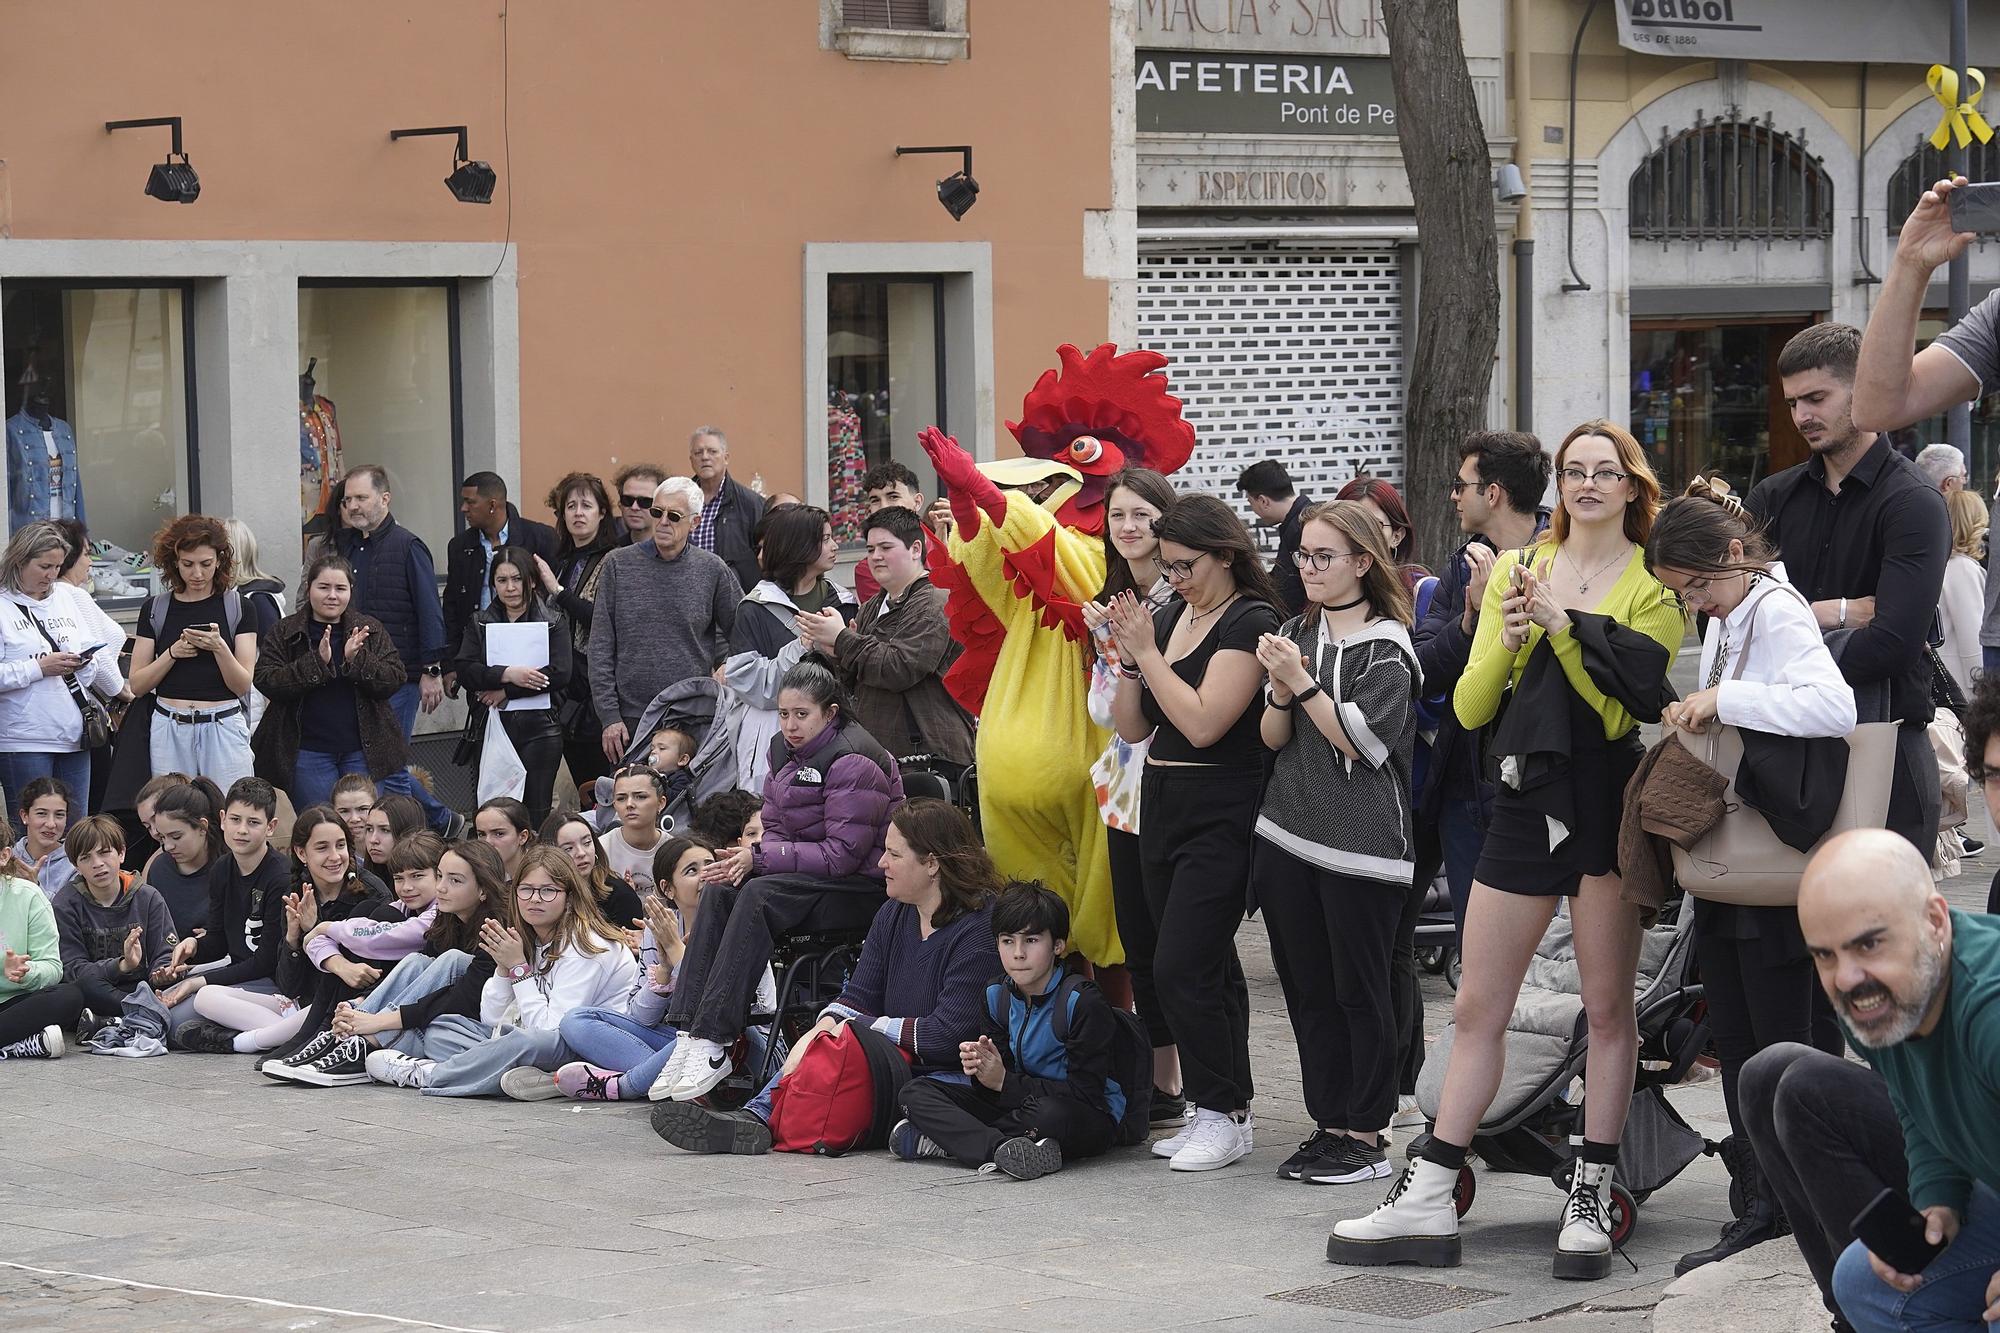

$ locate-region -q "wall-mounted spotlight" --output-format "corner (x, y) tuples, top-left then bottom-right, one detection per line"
(895, 145), (978, 221)
(104, 117), (199, 203)
(390, 125), (497, 204)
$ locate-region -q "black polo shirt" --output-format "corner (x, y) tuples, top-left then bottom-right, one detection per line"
(1745, 436), (1948, 724)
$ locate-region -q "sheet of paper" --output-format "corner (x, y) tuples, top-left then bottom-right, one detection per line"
(486, 621), (552, 711)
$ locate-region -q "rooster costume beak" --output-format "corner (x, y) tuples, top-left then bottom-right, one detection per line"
(978, 457), (1083, 511)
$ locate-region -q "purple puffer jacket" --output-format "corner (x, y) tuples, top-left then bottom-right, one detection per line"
(754, 718), (904, 881)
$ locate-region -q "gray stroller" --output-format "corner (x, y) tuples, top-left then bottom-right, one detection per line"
(588, 677), (741, 835)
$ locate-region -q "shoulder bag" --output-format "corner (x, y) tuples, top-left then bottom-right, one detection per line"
(1670, 582), (1896, 906)
(26, 610), (113, 749)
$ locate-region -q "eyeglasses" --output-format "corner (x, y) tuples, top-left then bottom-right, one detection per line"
(516, 883), (569, 902)
(1558, 467), (1630, 488)
(1159, 552), (1209, 581)
(620, 494), (654, 508)
(1292, 549), (1365, 572)
(648, 507), (690, 524)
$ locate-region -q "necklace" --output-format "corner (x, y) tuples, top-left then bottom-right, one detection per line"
(1562, 544), (1631, 595)
(1185, 592), (1239, 628)
(1322, 595), (1368, 612)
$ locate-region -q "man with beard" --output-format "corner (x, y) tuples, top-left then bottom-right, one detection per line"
(1740, 830), (2000, 1332)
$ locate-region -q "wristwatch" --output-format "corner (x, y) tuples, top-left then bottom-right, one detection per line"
(504, 963), (531, 982)
(423, 664), (444, 678)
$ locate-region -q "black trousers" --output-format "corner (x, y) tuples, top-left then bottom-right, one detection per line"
(1139, 767), (1257, 1115)
(1741, 1043), (1906, 1319)
(1107, 826), (1173, 1051)
(666, 872), (884, 1044)
(1393, 855), (1430, 1098)
(1255, 844), (1404, 1131)
(561, 718), (610, 808)
(1691, 903), (1836, 1136)
(0, 982), (85, 1045)
(73, 970), (135, 1016)
(898, 1075), (1116, 1167)
(497, 710), (564, 828)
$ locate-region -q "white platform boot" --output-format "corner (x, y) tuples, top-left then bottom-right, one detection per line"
(1552, 1159), (1616, 1280)
(1325, 1157), (1462, 1268)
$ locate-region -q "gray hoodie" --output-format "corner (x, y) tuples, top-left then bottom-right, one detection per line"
(51, 876), (178, 987)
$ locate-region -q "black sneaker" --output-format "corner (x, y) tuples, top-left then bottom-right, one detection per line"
(174, 1019), (240, 1055)
(264, 1029), (342, 1081)
(651, 1100), (773, 1155)
(75, 1007), (106, 1044)
(283, 1035), (372, 1087)
(1302, 1135), (1394, 1185)
(1963, 836), (1986, 856)
(1149, 1086), (1189, 1125)
(993, 1136), (1064, 1181)
(1279, 1129), (1342, 1181)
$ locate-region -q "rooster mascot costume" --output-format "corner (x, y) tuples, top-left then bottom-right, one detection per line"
(916, 344), (1194, 967)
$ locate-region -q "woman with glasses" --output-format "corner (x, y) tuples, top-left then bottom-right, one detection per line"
(456, 546), (574, 826)
(533, 472), (625, 802)
(1331, 421), (1682, 1279)
(1105, 493), (1282, 1173)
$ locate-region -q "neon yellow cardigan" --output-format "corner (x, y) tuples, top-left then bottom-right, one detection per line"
(1453, 545), (1685, 741)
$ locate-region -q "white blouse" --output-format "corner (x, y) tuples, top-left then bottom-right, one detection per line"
(1700, 564), (1857, 740)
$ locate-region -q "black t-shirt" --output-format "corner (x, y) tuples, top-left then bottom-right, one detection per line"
(297, 622), (362, 755)
(1140, 595), (1281, 767)
(602, 874), (643, 931)
(138, 591), (245, 702)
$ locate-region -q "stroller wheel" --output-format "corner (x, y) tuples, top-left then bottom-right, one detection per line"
(1419, 946), (1447, 975)
(1446, 948), (1462, 991)
(1453, 1164), (1476, 1218)
(1608, 1182), (1639, 1247)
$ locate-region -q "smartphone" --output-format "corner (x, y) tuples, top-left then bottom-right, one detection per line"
(1851, 1187), (1948, 1277)
(1948, 181), (2000, 234)
(77, 643), (106, 660)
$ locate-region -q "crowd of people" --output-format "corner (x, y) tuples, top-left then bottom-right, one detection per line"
(8, 180), (2000, 1332)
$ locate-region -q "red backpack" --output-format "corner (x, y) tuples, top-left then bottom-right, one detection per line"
(766, 1022), (912, 1155)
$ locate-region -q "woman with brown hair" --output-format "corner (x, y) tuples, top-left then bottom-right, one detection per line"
(1254, 500), (1420, 1188)
(534, 471), (625, 798)
(126, 514), (262, 788)
(1331, 421), (1683, 1279)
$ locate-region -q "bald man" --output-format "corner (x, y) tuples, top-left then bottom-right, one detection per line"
(1739, 830), (2000, 1332)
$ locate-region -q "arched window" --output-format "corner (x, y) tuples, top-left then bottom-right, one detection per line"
(1887, 137), (2000, 232)
(1630, 113), (1832, 242)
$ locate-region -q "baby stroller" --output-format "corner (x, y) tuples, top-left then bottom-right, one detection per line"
(1413, 899), (1713, 1249)
(588, 677), (741, 835)
(1413, 871), (1460, 989)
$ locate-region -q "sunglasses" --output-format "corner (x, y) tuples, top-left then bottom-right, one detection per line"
(648, 507), (690, 523)
(620, 494), (654, 508)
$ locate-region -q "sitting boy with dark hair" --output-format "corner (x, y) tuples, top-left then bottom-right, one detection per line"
(1964, 671), (2000, 913)
(892, 881), (1123, 1180)
(690, 788), (763, 851)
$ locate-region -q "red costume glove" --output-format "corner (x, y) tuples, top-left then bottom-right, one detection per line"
(917, 426), (1007, 535)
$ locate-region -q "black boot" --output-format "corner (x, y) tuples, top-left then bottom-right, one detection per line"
(1677, 1137), (1790, 1275)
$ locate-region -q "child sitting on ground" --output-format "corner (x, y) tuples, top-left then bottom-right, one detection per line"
(893, 881), (1124, 1181)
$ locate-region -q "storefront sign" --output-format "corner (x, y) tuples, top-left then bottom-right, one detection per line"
(1614, 0), (2000, 64)
(1139, 0), (1390, 54)
(1136, 49), (1397, 135)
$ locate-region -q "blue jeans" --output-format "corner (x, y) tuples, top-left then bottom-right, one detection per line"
(357, 951), (473, 1055)
(1984, 646), (2000, 678)
(558, 1007), (679, 1098)
(293, 750), (370, 810)
(1834, 1182), (2000, 1333)
(150, 705), (254, 791)
(416, 1015), (570, 1098)
(0, 749), (90, 827)
(389, 682), (454, 832)
(1437, 796), (1485, 942)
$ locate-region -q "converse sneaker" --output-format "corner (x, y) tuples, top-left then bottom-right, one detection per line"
(651, 1100), (772, 1155)
(499, 1067), (564, 1101)
(1327, 1157), (1463, 1267)
(1553, 1159), (1616, 1280)
(285, 1035), (372, 1086)
(1303, 1135), (1394, 1186)
(1169, 1108), (1249, 1172)
(263, 1029), (342, 1081)
(1278, 1129), (1342, 1181)
(0, 1025), (63, 1059)
(648, 1038), (696, 1102)
(889, 1118), (949, 1162)
(664, 1037), (733, 1102)
(994, 1136), (1063, 1181)
(555, 1062), (624, 1102)
(364, 1048), (435, 1090)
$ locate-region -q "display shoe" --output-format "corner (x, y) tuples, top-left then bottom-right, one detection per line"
(499, 1067), (565, 1101)
(1326, 1157), (1463, 1268)
(1553, 1159), (1617, 1280)
(173, 1019), (240, 1055)
(1149, 1086), (1189, 1124)
(647, 1037), (700, 1102)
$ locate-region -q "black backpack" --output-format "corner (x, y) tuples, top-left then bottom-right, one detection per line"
(986, 974), (1153, 1147)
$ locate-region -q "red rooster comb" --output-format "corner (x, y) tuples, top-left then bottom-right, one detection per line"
(1006, 343), (1196, 481)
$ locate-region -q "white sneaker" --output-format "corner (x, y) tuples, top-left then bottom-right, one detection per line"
(1169, 1108), (1250, 1172)
(649, 1037), (695, 1102)
(1239, 1107), (1255, 1151)
(666, 1037), (733, 1102)
(1326, 1157), (1463, 1268)
(1392, 1096), (1427, 1132)
(364, 1048), (435, 1090)
(1553, 1159), (1616, 1280)
(1151, 1118), (1196, 1158)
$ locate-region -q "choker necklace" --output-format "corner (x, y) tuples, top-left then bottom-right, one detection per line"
(1186, 592), (1239, 626)
(1322, 595), (1368, 612)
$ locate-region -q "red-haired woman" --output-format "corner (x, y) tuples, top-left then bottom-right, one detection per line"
(1335, 477), (1431, 585)
(126, 515), (261, 789)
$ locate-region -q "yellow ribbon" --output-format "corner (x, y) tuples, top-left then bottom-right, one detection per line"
(1928, 64), (1995, 150)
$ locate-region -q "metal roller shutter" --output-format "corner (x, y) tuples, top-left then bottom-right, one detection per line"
(1135, 239), (1405, 543)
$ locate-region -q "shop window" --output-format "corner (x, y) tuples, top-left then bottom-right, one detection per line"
(2, 282), (194, 605)
(297, 283), (461, 561)
(1629, 116), (1832, 243)
(826, 275), (944, 545)
(1887, 139), (2000, 242)
(1629, 319), (1812, 493)
(823, 0), (968, 62)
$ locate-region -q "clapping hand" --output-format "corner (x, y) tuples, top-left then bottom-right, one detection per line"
(795, 608), (843, 654)
(478, 919), (528, 972)
(960, 1034), (1005, 1091)
(1519, 559), (1572, 637)
(1255, 632), (1312, 700)
(343, 622), (372, 661)
(698, 846), (752, 887)
(2, 949), (28, 984)
(120, 925), (146, 976)
(1103, 591), (1157, 666)
(317, 624), (334, 667)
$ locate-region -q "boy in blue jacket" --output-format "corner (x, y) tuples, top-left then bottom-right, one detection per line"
(892, 881), (1122, 1180)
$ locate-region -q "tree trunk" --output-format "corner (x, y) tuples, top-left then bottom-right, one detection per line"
(1384, 0), (1502, 572)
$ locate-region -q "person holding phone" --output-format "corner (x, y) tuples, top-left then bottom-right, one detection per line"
(1737, 829), (2000, 1333)
(0, 521), (128, 816)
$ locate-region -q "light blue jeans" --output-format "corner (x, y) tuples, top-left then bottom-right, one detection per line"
(293, 750), (370, 811)
(558, 1007), (679, 1098)
(355, 951), (473, 1057)
(150, 705), (254, 791)
(415, 1015), (571, 1098)
(1834, 1181), (2000, 1333)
